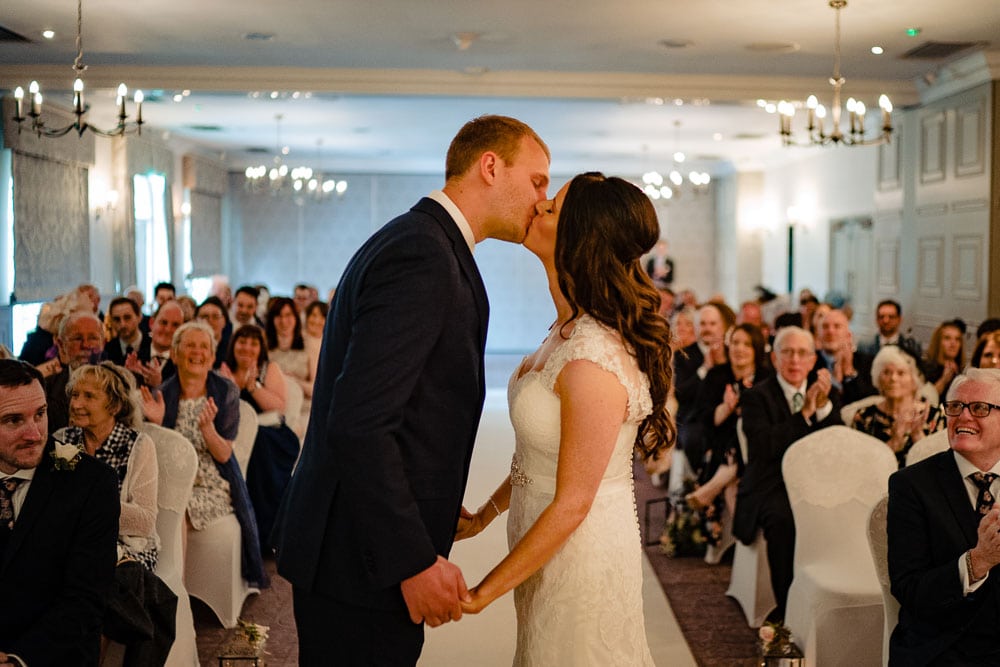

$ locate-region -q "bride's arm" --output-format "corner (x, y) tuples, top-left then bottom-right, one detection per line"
(463, 359), (627, 613)
(456, 476), (511, 541)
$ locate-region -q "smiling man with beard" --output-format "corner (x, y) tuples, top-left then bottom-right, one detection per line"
(888, 368), (1000, 665)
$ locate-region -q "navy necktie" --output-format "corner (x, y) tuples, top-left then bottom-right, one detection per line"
(970, 472), (998, 515)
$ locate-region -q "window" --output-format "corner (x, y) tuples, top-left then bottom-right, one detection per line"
(133, 172), (171, 302)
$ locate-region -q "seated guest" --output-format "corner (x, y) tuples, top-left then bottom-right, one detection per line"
(104, 296), (149, 367)
(733, 326), (842, 620)
(126, 300), (184, 387)
(858, 299), (923, 361)
(19, 289), (93, 366)
(687, 323), (773, 551)
(266, 297), (314, 406)
(852, 345), (944, 468)
(152, 282), (176, 311)
(196, 296), (232, 370)
(976, 318), (1000, 340)
(303, 300), (328, 384)
(0, 359), (119, 666)
(674, 302), (736, 471)
(923, 319), (966, 398)
(175, 295), (197, 322)
(140, 321), (267, 588)
(232, 285), (264, 328)
(799, 294), (820, 336)
(220, 325), (299, 552)
(670, 306), (697, 350)
(44, 311), (105, 433)
(57, 362), (176, 665)
(970, 330), (1000, 369)
(814, 308), (877, 404)
(887, 368), (1000, 665)
(293, 283), (317, 321)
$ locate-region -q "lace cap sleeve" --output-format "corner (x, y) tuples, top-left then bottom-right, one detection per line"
(540, 315), (653, 422)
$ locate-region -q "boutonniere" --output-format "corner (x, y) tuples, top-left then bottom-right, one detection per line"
(50, 439), (84, 471)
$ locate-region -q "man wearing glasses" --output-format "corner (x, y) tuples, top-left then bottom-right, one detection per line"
(888, 368), (1000, 665)
(734, 326), (842, 622)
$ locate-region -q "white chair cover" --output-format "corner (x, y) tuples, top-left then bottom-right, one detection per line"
(184, 513), (256, 628)
(867, 496), (897, 667)
(905, 429), (950, 466)
(782, 426), (898, 667)
(840, 395), (883, 426)
(141, 423), (200, 667)
(233, 399), (258, 473)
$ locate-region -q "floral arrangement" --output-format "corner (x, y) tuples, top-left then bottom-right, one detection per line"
(50, 439), (83, 471)
(758, 621), (798, 658)
(220, 619), (270, 661)
(659, 479), (708, 557)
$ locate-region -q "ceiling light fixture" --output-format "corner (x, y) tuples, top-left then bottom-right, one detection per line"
(11, 0), (143, 139)
(777, 0), (892, 147)
(640, 121), (711, 201)
(245, 117), (347, 201)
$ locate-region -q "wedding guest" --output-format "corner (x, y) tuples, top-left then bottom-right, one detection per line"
(887, 368), (1000, 664)
(0, 359), (119, 666)
(103, 297), (148, 367)
(293, 283), (317, 318)
(858, 299), (923, 361)
(19, 289), (93, 366)
(852, 345), (945, 468)
(976, 318), (1000, 340)
(125, 300), (184, 387)
(924, 319), (966, 398)
(44, 311), (105, 432)
(140, 321), (267, 588)
(152, 282), (176, 310)
(687, 323), (773, 552)
(233, 285), (263, 328)
(266, 297), (314, 408)
(814, 308), (876, 405)
(220, 325), (299, 552)
(175, 295), (197, 322)
(733, 326), (841, 621)
(303, 300), (328, 383)
(670, 306), (697, 350)
(196, 296), (231, 369)
(970, 330), (1000, 369)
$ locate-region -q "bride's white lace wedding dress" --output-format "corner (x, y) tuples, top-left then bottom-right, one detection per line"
(506, 314), (655, 666)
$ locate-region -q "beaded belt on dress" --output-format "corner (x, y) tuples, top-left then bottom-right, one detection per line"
(510, 453), (632, 496)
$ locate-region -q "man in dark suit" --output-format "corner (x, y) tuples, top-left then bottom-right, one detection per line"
(813, 308), (876, 405)
(734, 325), (842, 620)
(887, 368), (1000, 665)
(0, 359), (119, 666)
(124, 300), (183, 387)
(858, 299), (923, 362)
(103, 296), (150, 367)
(272, 115), (550, 665)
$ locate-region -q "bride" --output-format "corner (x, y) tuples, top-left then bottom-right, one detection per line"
(457, 172), (674, 665)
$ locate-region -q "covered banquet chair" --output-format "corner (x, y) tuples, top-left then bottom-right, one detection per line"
(782, 425), (897, 667)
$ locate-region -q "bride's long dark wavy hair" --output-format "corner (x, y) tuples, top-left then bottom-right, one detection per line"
(555, 172), (675, 460)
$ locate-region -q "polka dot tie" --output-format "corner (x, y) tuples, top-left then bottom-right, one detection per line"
(792, 392), (804, 413)
(969, 472), (998, 516)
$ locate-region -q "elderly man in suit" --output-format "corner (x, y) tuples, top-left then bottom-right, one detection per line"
(888, 368), (1000, 665)
(0, 359), (119, 666)
(272, 115), (550, 665)
(42, 311), (104, 432)
(733, 325), (842, 621)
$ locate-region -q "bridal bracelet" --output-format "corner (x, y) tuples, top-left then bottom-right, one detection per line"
(488, 496), (501, 516)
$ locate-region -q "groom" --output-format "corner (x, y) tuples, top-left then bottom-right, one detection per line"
(273, 115), (550, 665)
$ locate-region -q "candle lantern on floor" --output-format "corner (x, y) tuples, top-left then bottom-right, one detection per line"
(218, 619), (268, 666)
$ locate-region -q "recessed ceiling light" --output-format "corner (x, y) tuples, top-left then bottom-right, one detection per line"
(673, 98), (684, 106)
(172, 94), (183, 103)
(269, 91), (279, 99)
(713, 133), (723, 141)
(871, 46), (884, 55)
(41, 29), (55, 39)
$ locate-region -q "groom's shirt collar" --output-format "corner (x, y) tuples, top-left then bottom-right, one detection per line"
(428, 190), (475, 254)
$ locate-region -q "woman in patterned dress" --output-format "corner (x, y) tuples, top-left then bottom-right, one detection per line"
(851, 345), (944, 468)
(141, 320), (267, 587)
(57, 362), (158, 569)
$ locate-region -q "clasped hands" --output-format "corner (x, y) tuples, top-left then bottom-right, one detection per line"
(401, 555), (490, 628)
(969, 506), (1000, 581)
(801, 368), (832, 419)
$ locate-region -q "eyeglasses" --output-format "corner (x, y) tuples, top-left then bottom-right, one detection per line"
(777, 348), (813, 359)
(942, 401), (1000, 418)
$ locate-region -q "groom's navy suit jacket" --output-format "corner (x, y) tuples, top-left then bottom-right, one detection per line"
(273, 197), (489, 613)
(0, 438), (119, 665)
(887, 450), (1000, 665)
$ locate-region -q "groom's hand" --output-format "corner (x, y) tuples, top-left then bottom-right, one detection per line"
(400, 556), (471, 627)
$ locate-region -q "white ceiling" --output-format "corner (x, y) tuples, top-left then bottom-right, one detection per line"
(0, 0), (996, 175)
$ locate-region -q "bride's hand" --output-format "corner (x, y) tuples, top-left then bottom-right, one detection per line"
(455, 506), (486, 541)
(460, 587), (489, 615)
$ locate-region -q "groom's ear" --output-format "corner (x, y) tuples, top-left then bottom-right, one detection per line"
(479, 151), (500, 184)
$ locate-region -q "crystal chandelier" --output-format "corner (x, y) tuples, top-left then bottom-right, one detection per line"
(640, 122), (711, 201)
(776, 0), (892, 146)
(11, 0), (144, 138)
(245, 117), (347, 200)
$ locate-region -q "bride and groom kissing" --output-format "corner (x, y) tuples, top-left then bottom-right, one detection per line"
(272, 115), (674, 665)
